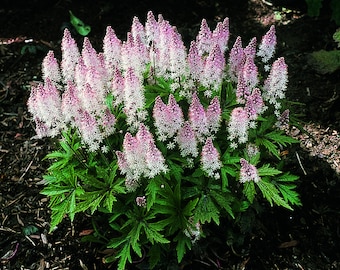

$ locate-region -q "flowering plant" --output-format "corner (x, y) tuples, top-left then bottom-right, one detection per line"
(28, 11), (301, 269)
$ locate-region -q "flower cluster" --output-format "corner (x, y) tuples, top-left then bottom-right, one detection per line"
(28, 12), (299, 269)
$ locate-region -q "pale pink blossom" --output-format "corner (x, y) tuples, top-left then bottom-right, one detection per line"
(244, 37), (257, 59)
(103, 26), (122, 73)
(236, 74), (251, 104)
(188, 41), (204, 81)
(42, 51), (61, 83)
(242, 55), (258, 89)
(153, 95), (184, 141)
(145, 11), (159, 44)
(61, 81), (81, 124)
(61, 28), (80, 82)
(136, 196), (147, 207)
(212, 17), (229, 53)
(196, 19), (212, 56)
(263, 57), (288, 111)
(123, 67), (146, 129)
(202, 44), (225, 91)
(245, 88), (265, 120)
(188, 92), (208, 139)
(75, 109), (103, 151)
(228, 36), (245, 82)
(206, 96), (222, 133)
(176, 121), (198, 157)
(201, 137), (221, 178)
(239, 158), (261, 183)
(257, 25), (276, 64)
(227, 107), (250, 146)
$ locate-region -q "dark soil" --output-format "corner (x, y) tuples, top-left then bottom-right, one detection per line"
(1, 0), (340, 269)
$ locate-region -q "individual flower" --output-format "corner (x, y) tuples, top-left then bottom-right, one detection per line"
(257, 25), (276, 65)
(227, 107), (250, 147)
(201, 137), (221, 179)
(239, 158), (261, 183)
(262, 57), (288, 112)
(136, 196), (147, 208)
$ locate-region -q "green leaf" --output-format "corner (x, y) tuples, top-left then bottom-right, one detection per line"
(69, 10), (91, 36)
(258, 164), (282, 176)
(143, 223), (170, 244)
(195, 194), (220, 225)
(210, 190), (234, 218)
(243, 181), (256, 204)
(257, 179), (293, 210)
(174, 232), (192, 263)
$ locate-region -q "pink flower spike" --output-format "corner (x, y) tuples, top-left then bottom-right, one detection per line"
(239, 158), (261, 183)
(227, 107), (250, 146)
(228, 36), (245, 82)
(188, 41), (204, 81)
(201, 138), (221, 178)
(189, 92), (208, 138)
(136, 123), (154, 149)
(61, 81), (81, 124)
(176, 121), (198, 157)
(82, 37), (100, 69)
(263, 57), (288, 110)
(111, 67), (125, 105)
(145, 140), (168, 178)
(42, 51), (61, 83)
(242, 55), (258, 89)
(202, 44), (225, 90)
(76, 109), (102, 151)
(167, 94), (184, 134)
(61, 28), (80, 82)
(206, 96), (221, 133)
(116, 150), (128, 174)
(123, 67), (146, 128)
(236, 74), (251, 104)
(103, 26), (122, 72)
(244, 37), (257, 60)
(212, 17), (229, 53)
(196, 19), (212, 56)
(131, 16), (146, 44)
(257, 25), (277, 63)
(245, 88), (265, 120)
(101, 109), (116, 136)
(123, 132), (139, 154)
(145, 11), (159, 44)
